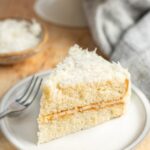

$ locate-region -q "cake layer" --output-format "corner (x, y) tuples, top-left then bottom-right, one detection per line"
(38, 100), (124, 123)
(38, 103), (124, 143)
(40, 79), (129, 115)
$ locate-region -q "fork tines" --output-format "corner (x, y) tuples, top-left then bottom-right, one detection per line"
(16, 76), (43, 107)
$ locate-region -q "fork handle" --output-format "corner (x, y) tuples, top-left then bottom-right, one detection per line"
(0, 109), (11, 119)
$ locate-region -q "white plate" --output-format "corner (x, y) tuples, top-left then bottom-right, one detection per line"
(0, 71), (150, 150)
(34, 0), (87, 27)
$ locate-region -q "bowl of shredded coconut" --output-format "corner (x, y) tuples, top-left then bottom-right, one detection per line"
(0, 18), (49, 64)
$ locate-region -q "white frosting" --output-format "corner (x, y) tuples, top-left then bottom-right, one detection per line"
(0, 19), (42, 53)
(44, 45), (130, 87)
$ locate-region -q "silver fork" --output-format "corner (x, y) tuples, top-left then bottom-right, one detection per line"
(0, 76), (43, 119)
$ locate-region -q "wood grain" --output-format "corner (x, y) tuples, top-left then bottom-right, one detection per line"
(0, 0), (149, 150)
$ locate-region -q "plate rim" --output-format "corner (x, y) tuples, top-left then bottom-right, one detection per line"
(0, 70), (150, 150)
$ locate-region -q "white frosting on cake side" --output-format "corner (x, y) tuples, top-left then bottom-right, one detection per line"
(44, 45), (130, 88)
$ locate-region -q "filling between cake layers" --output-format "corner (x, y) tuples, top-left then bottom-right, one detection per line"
(40, 79), (129, 116)
(38, 100), (124, 123)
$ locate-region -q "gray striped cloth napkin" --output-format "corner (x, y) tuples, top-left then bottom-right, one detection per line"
(83, 0), (150, 98)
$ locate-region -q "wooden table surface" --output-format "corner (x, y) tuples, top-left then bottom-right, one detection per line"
(0, 0), (149, 150)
